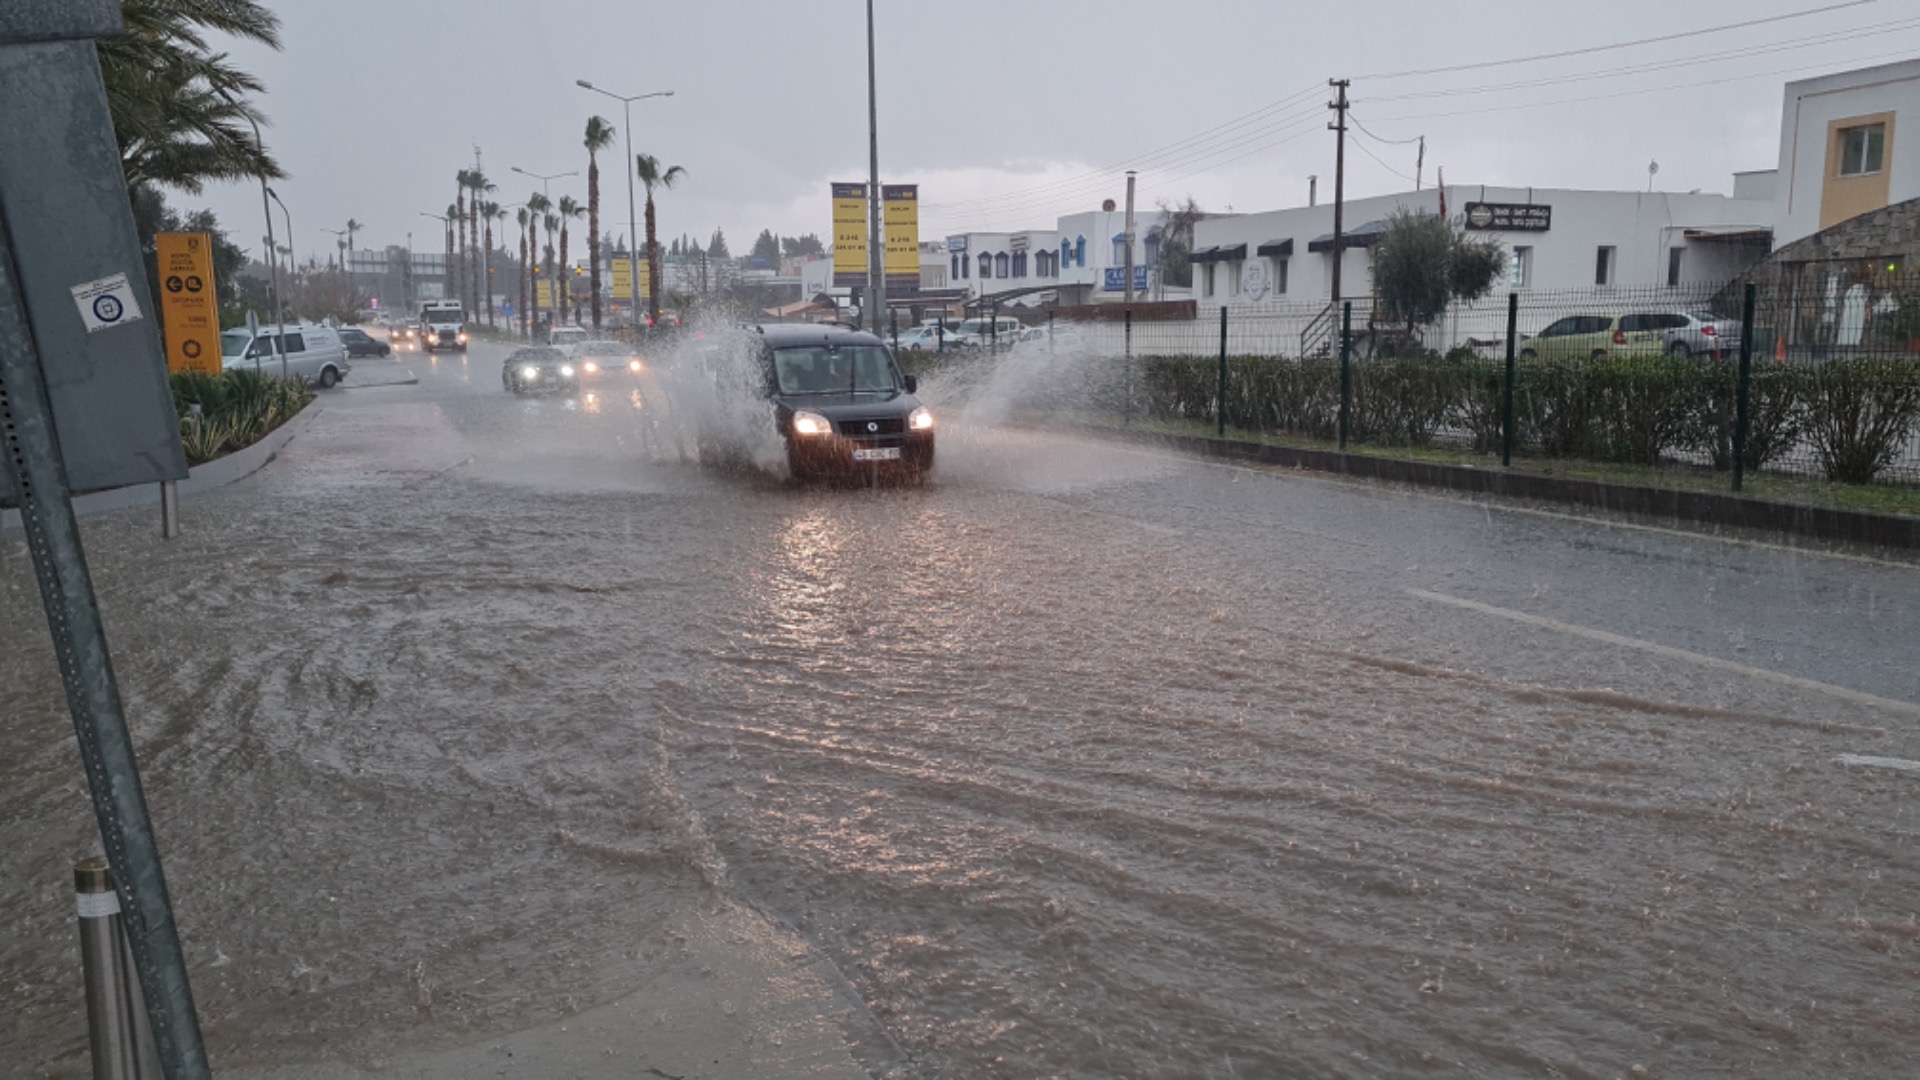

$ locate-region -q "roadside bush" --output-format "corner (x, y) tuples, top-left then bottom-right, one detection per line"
(170, 369), (313, 464)
(1348, 355), (1466, 446)
(1699, 363), (1807, 473)
(1584, 357), (1714, 465)
(1802, 359), (1920, 483)
(1517, 359), (1596, 458)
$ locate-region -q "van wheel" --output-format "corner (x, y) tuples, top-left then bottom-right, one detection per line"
(318, 366), (339, 389)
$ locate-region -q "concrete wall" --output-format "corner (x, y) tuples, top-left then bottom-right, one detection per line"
(1774, 58), (1920, 248)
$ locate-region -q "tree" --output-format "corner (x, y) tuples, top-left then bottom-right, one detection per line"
(634, 154), (686, 323)
(707, 228), (730, 259)
(1154, 196), (1205, 289)
(481, 202), (504, 328)
(443, 203), (457, 311)
(527, 192), (552, 327)
(583, 115), (616, 330)
(516, 206), (530, 336)
(102, 0), (283, 195)
(557, 195), (584, 325)
(468, 171), (494, 314)
(543, 211), (560, 327)
(1371, 207), (1507, 335)
(782, 233), (826, 259)
(454, 170), (473, 315)
(750, 229), (781, 269)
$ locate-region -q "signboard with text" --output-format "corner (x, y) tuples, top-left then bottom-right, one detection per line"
(610, 257), (651, 300)
(154, 232), (221, 375)
(1462, 202), (1552, 232)
(1103, 266), (1150, 292)
(883, 184), (919, 292)
(832, 182), (868, 287)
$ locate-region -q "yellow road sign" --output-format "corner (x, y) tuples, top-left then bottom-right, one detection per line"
(155, 232), (220, 375)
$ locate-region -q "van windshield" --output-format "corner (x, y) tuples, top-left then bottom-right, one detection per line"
(773, 345), (899, 395)
(220, 330), (252, 357)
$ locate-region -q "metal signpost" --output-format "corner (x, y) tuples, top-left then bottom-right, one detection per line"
(0, 4), (208, 1077)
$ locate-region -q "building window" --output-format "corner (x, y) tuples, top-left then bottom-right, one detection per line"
(1272, 257), (1288, 295)
(994, 252), (1009, 278)
(1074, 236), (1086, 267)
(1144, 235), (1161, 267)
(1595, 246), (1616, 287)
(1667, 247), (1684, 288)
(951, 254), (960, 280)
(1227, 260), (1242, 296)
(1838, 123), (1886, 176)
(1060, 240), (1071, 269)
(1201, 262), (1215, 298)
(1509, 246), (1532, 288)
(1112, 234), (1127, 265)
(1012, 252), (1027, 278)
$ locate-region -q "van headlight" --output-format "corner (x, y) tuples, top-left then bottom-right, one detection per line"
(427, 332), (440, 344)
(559, 364), (576, 378)
(583, 361), (600, 374)
(791, 411), (832, 437)
(627, 359), (643, 373)
(521, 365), (539, 379)
(909, 406), (934, 431)
(458, 332), (468, 344)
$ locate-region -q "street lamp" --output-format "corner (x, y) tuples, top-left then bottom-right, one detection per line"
(265, 186), (294, 379)
(420, 211), (450, 314)
(864, 0), (885, 330)
(575, 81), (673, 332)
(212, 86), (280, 362)
(509, 167), (577, 335)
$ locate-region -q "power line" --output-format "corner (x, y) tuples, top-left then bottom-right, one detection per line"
(1348, 113), (1421, 145)
(1348, 134), (1416, 183)
(1353, 0), (1877, 80)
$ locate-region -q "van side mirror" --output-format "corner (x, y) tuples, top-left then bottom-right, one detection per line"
(903, 374), (918, 394)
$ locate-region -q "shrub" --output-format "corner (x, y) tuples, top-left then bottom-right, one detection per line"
(169, 369), (313, 464)
(1802, 359), (1920, 483)
(1699, 363), (1807, 473)
(1348, 356), (1467, 446)
(1584, 357), (1714, 466)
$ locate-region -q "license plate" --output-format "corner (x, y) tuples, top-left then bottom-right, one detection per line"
(851, 447), (902, 463)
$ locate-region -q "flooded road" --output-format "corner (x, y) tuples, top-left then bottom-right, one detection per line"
(5, 336), (1920, 1077)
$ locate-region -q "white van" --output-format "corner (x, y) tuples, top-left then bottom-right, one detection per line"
(951, 315), (1024, 347)
(219, 323), (351, 388)
(547, 325), (589, 348)
(419, 301), (468, 352)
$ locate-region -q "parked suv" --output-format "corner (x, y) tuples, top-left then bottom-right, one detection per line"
(219, 323), (351, 388)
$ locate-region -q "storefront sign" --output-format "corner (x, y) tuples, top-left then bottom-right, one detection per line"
(1463, 202), (1552, 232)
(1243, 259), (1269, 301)
(1102, 266), (1150, 292)
(947, 235), (968, 253)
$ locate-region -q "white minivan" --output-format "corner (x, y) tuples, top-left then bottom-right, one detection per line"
(220, 323), (352, 388)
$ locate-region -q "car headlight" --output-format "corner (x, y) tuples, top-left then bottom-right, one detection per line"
(559, 364), (576, 377)
(458, 333), (468, 343)
(627, 359), (642, 373)
(791, 410), (832, 437)
(583, 361), (600, 374)
(521, 365), (539, 379)
(428, 332), (440, 343)
(909, 406), (934, 431)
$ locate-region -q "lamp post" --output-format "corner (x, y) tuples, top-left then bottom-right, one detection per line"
(265, 186), (294, 379)
(213, 86), (280, 353)
(575, 82), (673, 332)
(865, 0), (885, 330)
(419, 211), (450, 317)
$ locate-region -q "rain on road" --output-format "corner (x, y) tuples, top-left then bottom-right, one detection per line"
(4, 335), (1919, 1078)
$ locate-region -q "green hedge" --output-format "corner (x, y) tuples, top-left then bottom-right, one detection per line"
(169, 369), (313, 464)
(1135, 354), (1920, 485)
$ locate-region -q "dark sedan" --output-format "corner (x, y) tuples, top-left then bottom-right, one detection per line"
(502, 347), (579, 394)
(339, 327), (392, 358)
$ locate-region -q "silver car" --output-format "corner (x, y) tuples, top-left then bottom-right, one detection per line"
(1654, 311), (1743, 359)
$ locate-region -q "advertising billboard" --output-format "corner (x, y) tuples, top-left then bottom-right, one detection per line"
(610, 256), (651, 300)
(883, 184), (919, 293)
(832, 182), (868, 288)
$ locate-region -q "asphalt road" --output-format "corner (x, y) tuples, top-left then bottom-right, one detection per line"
(4, 333), (1918, 1077)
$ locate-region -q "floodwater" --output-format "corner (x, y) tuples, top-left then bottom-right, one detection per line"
(4, 333), (1920, 1077)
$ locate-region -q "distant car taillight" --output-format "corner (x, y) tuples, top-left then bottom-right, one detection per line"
(1612, 329), (1627, 345)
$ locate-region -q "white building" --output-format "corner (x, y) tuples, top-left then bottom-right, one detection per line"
(1052, 209), (1169, 306)
(1767, 58), (1918, 249)
(941, 228), (1063, 306)
(1189, 184), (1775, 311)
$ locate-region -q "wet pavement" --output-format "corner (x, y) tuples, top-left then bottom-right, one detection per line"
(4, 333), (1920, 1078)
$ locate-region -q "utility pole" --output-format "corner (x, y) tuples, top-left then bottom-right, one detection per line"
(865, 0), (885, 332)
(1123, 170), (1137, 310)
(1328, 78), (1349, 304)
(1416, 136), (1425, 191)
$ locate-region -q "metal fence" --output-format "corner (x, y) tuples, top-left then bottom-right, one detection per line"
(1013, 274), (1920, 489)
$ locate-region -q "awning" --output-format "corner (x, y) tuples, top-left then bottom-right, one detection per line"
(1307, 219), (1390, 252)
(1256, 238), (1293, 257)
(1190, 243), (1246, 264)
(1682, 226), (1773, 243)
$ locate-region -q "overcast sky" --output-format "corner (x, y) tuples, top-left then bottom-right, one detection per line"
(189, 0), (1920, 264)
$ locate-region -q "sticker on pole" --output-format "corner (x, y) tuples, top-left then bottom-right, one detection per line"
(76, 890), (121, 919)
(70, 273), (144, 334)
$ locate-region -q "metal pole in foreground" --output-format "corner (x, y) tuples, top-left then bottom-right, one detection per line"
(159, 481), (179, 540)
(865, 0), (886, 331)
(1733, 281), (1757, 493)
(76, 859), (137, 1080)
(1217, 304), (1229, 436)
(1337, 301), (1353, 451)
(1502, 292), (1518, 468)
(0, 228), (209, 1078)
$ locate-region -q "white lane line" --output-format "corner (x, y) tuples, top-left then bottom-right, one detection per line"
(1407, 588), (1920, 719)
(1836, 754), (1920, 773)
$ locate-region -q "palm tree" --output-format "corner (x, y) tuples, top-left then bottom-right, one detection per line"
(543, 211), (561, 328)
(634, 154), (686, 325)
(582, 116), (616, 330)
(515, 206), (530, 337)
(454, 169), (472, 313)
(468, 171), (495, 314)
(103, 0), (284, 194)
(527, 192), (552, 330)
(443, 202), (457, 308)
(556, 196), (584, 327)
(481, 201), (504, 329)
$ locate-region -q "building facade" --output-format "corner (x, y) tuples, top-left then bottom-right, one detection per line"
(1772, 58), (1919, 249)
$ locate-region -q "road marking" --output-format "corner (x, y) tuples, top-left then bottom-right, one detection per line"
(1407, 588), (1920, 719)
(1836, 754), (1920, 773)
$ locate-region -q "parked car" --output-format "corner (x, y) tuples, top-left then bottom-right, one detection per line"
(338, 326), (392, 358)
(949, 315), (1024, 348)
(893, 325), (949, 351)
(698, 324), (934, 481)
(219, 323), (351, 388)
(563, 339), (645, 381)
(1659, 311), (1743, 358)
(502, 347), (578, 394)
(547, 325), (590, 349)
(1520, 314), (1665, 362)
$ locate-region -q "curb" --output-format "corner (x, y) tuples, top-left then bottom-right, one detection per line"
(1077, 423), (1920, 551)
(2, 401), (321, 529)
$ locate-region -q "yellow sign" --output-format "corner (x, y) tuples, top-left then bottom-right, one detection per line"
(155, 232), (220, 375)
(611, 257), (652, 300)
(883, 185), (919, 292)
(832, 182), (867, 287)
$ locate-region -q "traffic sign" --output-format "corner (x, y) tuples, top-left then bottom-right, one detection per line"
(155, 233), (220, 375)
